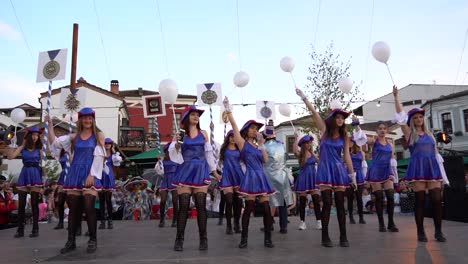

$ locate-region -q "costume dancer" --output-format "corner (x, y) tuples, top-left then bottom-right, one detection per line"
(296, 88), (356, 247)
(9, 126), (43, 238)
(218, 130), (243, 234)
(293, 133), (322, 230)
(159, 144), (179, 228)
(352, 116), (398, 232)
(48, 107), (106, 253)
(346, 136), (366, 224)
(169, 106), (220, 251)
(393, 86), (446, 242)
(223, 97), (276, 249)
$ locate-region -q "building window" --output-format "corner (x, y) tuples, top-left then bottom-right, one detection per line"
(286, 136), (295, 153)
(414, 99), (422, 105)
(441, 112), (453, 134)
(402, 101), (413, 106)
(148, 118), (155, 133)
(464, 109), (468, 132)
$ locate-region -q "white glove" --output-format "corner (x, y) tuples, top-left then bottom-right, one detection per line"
(296, 87), (307, 100)
(112, 152), (123, 166)
(348, 172), (357, 190)
(223, 96), (233, 113)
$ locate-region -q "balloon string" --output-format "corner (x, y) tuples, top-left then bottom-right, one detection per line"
(386, 64), (395, 85)
(289, 120), (296, 131)
(171, 104), (178, 132)
(290, 72), (297, 87)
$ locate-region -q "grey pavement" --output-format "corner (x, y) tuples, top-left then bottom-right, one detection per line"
(1, 214), (466, 264)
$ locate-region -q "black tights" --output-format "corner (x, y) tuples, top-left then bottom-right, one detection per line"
(160, 190), (179, 223)
(321, 190), (332, 241)
(84, 194), (97, 241)
(225, 192), (234, 228)
(429, 188), (443, 234)
(241, 200), (255, 238)
(56, 192), (67, 224)
(347, 186), (364, 218)
(99, 191), (113, 221)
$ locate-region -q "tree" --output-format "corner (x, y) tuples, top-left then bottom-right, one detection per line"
(298, 42), (363, 135)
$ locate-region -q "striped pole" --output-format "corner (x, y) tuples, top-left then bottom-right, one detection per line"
(153, 116), (161, 155)
(41, 81), (52, 184)
(209, 105), (217, 161)
(63, 113), (73, 181)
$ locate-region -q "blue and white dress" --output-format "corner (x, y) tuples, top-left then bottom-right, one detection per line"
(63, 134), (103, 190)
(238, 142), (275, 196)
(367, 140), (393, 183)
(57, 154), (67, 186)
(172, 132), (211, 188)
(351, 152), (365, 185)
(101, 155), (115, 190)
(404, 134), (442, 182)
(316, 137), (349, 187)
(17, 149), (43, 188)
(161, 160), (178, 191)
(294, 156), (318, 193)
(219, 148), (243, 190)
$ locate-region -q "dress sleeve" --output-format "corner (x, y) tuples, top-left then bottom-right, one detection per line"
(436, 153), (450, 185)
(394, 111), (408, 126)
(89, 145), (106, 180)
(353, 129), (368, 147)
(168, 141), (184, 164)
(204, 142), (217, 172)
(49, 135), (72, 159)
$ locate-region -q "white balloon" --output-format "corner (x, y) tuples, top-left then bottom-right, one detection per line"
(10, 108), (26, 124)
(338, 78), (353, 94)
(371, 41), (391, 64)
(233, 71), (250, 88)
(280, 56), (295, 72)
(158, 79), (178, 104)
(278, 104), (291, 117)
(71, 112), (79, 123)
(330, 99), (342, 110)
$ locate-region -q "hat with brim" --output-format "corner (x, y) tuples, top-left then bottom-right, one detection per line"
(225, 129), (234, 138)
(124, 177), (149, 192)
(240, 120), (264, 135)
(325, 109), (351, 121)
(78, 107), (95, 118)
(298, 135), (313, 147)
(407, 108), (425, 125)
(24, 126), (43, 139)
(180, 105), (204, 124)
(104, 138), (113, 144)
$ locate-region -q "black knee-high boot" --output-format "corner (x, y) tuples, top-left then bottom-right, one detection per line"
(239, 200), (254, 248)
(429, 188), (446, 242)
(194, 192), (208, 250)
(105, 192), (113, 229)
(414, 190), (427, 242)
(312, 194), (322, 221)
(299, 196), (307, 222)
(263, 201), (274, 248)
(335, 191), (349, 247)
(159, 191), (167, 228)
(14, 192), (27, 238)
(60, 195), (80, 253)
(98, 192), (106, 229)
(84, 194), (97, 253)
(171, 191), (178, 227)
(356, 186), (365, 224)
(385, 189), (399, 232)
(374, 190), (386, 232)
(347, 188), (356, 224)
(233, 192), (242, 233)
(218, 191), (225, 225)
(321, 190), (333, 247)
(224, 192), (234, 234)
(174, 193), (190, 251)
(54, 192), (66, 229)
(29, 192), (40, 237)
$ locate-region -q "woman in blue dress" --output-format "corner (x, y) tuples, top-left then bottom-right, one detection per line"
(223, 97), (276, 249)
(168, 105), (220, 251)
(393, 86), (446, 242)
(293, 133), (322, 231)
(158, 143), (179, 228)
(8, 126), (43, 238)
(346, 137), (366, 225)
(296, 88), (356, 248)
(47, 107), (106, 254)
(352, 117), (398, 232)
(218, 130), (244, 234)
(98, 138), (119, 230)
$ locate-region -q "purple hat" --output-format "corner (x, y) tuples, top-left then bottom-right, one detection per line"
(104, 138), (113, 144)
(78, 107), (95, 118)
(325, 109), (350, 121)
(407, 108), (425, 125)
(180, 105), (204, 124)
(298, 135), (313, 147)
(240, 120), (264, 135)
(225, 130), (234, 138)
(24, 126), (43, 138)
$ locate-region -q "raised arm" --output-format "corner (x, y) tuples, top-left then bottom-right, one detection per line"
(392, 85), (411, 140)
(296, 88), (325, 135)
(223, 97), (245, 151)
(292, 131), (300, 157)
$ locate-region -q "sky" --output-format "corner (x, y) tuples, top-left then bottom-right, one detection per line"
(1, 0), (468, 141)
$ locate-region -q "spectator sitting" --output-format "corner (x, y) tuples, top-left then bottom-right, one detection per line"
(0, 175), (16, 229)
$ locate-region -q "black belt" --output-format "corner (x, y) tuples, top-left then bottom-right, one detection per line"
(23, 162), (40, 167)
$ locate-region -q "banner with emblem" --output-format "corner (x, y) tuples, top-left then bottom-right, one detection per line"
(36, 49), (68, 83)
(142, 95), (166, 118)
(197, 83), (222, 106)
(256, 100), (276, 120)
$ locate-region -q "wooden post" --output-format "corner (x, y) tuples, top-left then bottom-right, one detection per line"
(70, 23), (78, 92)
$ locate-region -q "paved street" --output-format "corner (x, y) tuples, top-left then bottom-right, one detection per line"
(1, 214), (466, 264)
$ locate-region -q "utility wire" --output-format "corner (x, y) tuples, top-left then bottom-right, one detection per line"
(362, 0), (375, 91)
(93, 0), (111, 81)
(154, 0), (170, 76)
(9, 0), (35, 67)
(454, 27), (468, 85)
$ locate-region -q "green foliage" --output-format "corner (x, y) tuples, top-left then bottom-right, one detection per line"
(44, 160), (61, 182)
(299, 42), (363, 135)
